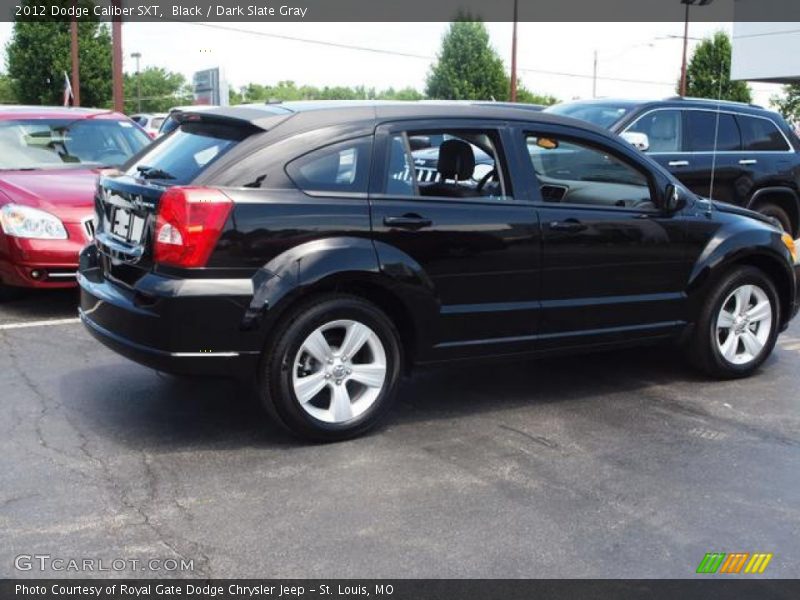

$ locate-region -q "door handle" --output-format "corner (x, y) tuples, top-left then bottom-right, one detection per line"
(383, 214), (432, 229)
(549, 219), (587, 232)
(668, 160), (690, 167)
(738, 159), (758, 165)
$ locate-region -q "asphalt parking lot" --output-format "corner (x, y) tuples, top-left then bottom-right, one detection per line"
(1, 289), (799, 579)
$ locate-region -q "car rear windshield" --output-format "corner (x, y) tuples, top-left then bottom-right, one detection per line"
(0, 118), (150, 170)
(125, 121), (252, 185)
(545, 103), (633, 129)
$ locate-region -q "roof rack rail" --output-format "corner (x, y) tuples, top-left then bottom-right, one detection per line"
(664, 96), (763, 109)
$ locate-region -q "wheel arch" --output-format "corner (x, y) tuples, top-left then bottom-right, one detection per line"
(688, 246), (795, 330)
(748, 187), (800, 236)
(243, 236), (438, 367)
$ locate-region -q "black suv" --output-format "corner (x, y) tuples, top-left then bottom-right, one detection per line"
(546, 97), (800, 235)
(79, 101), (800, 440)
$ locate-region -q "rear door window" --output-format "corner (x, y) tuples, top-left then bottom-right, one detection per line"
(685, 110), (741, 152)
(286, 137), (372, 195)
(737, 115), (790, 151)
(125, 122), (251, 184)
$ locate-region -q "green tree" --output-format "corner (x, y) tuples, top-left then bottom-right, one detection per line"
(6, 0), (112, 107)
(426, 20), (508, 100)
(681, 31), (752, 103)
(773, 83), (800, 124)
(516, 82), (558, 106)
(0, 74), (17, 103)
(230, 81), (428, 104)
(377, 87), (425, 101)
(124, 67), (192, 113)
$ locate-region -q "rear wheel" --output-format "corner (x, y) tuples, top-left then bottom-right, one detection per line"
(757, 203), (793, 235)
(259, 294), (402, 441)
(686, 266), (779, 378)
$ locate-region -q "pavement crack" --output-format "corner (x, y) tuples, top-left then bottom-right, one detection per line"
(499, 424), (559, 449)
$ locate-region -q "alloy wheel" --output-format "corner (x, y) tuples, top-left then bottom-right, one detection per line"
(715, 284), (773, 365)
(291, 319), (387, 423)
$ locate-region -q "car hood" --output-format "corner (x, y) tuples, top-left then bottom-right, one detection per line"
(709, 199), (782, 230)
(0, 168), (99, 223)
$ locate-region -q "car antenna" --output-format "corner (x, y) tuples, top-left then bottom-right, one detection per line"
(708, 62), (726, 203)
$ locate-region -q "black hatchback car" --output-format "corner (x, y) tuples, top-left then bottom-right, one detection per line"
(79, 101), (800, 440)
(546, 97), (800, 236)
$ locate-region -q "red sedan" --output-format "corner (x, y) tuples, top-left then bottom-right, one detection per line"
(0, 106), (150, 299)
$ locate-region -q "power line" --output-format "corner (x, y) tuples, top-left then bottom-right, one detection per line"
(181, 21), (677, 88)
(185, 21), (433, 60)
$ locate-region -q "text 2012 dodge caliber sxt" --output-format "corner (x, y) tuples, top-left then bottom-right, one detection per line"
(79, 101), (800, 441)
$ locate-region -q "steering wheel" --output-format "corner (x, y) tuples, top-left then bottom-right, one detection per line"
(476, 168), (497, 193)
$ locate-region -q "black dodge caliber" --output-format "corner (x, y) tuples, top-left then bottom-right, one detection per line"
(79, 101), (800, 441)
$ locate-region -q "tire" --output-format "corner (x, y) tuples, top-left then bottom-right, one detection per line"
(0, 283), (26, 303)
(259, 294), (403, 442)
(757, 203), (793, 235)
(686, 266), (779, 379)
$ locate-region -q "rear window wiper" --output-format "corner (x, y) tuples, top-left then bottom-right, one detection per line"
(136, 165), (175, 180)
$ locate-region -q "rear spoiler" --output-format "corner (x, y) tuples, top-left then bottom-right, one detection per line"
(175, 106), (295, 132)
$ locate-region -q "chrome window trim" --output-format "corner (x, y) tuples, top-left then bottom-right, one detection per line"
(622, 106), (795, 155)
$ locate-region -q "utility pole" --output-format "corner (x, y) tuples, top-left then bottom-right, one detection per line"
(111, 0), (124, 113)
(131, 52), (142, 112)
(592, 49), (598, 98)
(509, 0), (518, 102)
(70, 8), (80, 106)
(680, 0), (715, 97)
(679, 1), (690, 96)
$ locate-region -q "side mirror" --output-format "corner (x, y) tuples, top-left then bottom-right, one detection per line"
(620, 131), (650, 152)
(664, 184), (688, 213)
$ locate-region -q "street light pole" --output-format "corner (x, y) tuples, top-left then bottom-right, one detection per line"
(131, 52), (142, 112)
(509, 0), (518, 102)
(592, 49), (598, 98)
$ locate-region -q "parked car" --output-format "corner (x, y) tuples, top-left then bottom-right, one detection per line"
(130, 112), (167, 138)
(158, 105), (217, 136)
(79, 101), (799, 441)
(0, 106), (150, 299)
(546, 97), (800, 236)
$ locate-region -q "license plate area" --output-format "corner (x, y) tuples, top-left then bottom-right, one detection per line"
(109, 206), (146, 244)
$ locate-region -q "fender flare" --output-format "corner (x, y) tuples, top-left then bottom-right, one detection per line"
(747, 186), (800, 234)
(686, 225), (796, 326)
(242, 237), (439, 357)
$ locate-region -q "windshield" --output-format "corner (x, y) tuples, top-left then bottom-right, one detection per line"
(545, 103), (633, 129)
(0, 118), (150, 170)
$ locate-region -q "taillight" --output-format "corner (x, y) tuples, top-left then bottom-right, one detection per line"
(154, 187), (233, 268)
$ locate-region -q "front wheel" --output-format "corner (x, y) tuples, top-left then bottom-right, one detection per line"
(686, 266), (779, 378)
(259, 295), (402, 441)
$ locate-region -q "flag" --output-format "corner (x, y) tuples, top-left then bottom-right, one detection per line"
(63, 72), (74, 107)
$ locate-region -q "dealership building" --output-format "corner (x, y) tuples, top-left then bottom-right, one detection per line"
(731, 22), (800, 85)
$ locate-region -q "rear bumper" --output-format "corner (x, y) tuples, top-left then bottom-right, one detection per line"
(0, 222), (90, 288)
(78, 245), (261, 377)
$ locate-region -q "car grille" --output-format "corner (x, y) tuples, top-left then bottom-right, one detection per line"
(83, 217), (96, 240)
